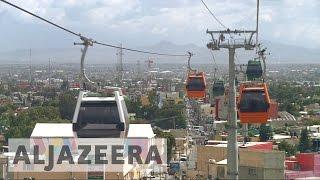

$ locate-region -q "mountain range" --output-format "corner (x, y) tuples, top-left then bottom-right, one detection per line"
(0, 41), (319, 64)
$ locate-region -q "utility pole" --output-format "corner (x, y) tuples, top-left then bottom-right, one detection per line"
(137, 60), (142, 80)
(48, 58), (51, 88)
(256, 0), (260, 50)
(29, 49), (32, 84)
(145, 59), (154, 88)
(116, 43), (124, 85)
(207, 29), (256, 180)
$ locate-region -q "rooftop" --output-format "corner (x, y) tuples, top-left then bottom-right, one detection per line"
(31, 123), (74, 138)
(217, 159), (227, 165)
(205, 141), (272, 148)
(127, 124), (155, 138)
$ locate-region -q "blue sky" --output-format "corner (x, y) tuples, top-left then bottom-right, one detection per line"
(0, 0), (319, 51)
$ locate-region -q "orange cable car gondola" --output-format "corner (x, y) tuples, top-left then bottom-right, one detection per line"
(185, 52), (206, 99)
(186, 72), (206, 99)
(237, 83), (270, 124)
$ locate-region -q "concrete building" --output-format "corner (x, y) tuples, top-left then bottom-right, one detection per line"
(238, 150), (285, 180)
(4, 123), (158, 180)
(158, 91), (184, 106)
(285, 153), (320, 179)
(195, 141), (285, 179)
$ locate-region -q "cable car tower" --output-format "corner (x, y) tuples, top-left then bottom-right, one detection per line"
(207, 29), (256, 180)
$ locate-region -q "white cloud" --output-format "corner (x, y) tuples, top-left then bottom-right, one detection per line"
(1, 0), (67, 24)
(86, 0), (140, 24)
(151, 26), (168, 35)
(260, 7), (274, 23)
(0, 0), (319, 48)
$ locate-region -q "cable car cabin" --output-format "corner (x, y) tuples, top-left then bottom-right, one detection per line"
(186, 72), (206, 99)
(72, 91), (129, 138)
(238, 83), (271, 124)
(212, 80), (225, 97)
(246, 60), (263, 81)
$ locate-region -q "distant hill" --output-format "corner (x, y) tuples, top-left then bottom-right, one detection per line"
(0, 40), (319, 64)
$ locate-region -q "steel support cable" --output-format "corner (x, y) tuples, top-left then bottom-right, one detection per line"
(200, 0), (237, 48)
(1, 0), (188, 57)
(209, 49), (217, 67)
(200, 0), (228, 29)
(94, 41), (187, 57)
(209, 50), (220, 77)
(0, 0), (81, 37)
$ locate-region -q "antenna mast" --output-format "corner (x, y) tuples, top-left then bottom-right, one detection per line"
(137, 60), (142, 80)
(48, 58), (51, 88)
(29, 48), (32, 84)
(256, 0), (260, 48)
(116, 44), (124, 85)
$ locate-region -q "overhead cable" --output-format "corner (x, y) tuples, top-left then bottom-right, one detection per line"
(200, 0), (228, 29)
(0, 0), (188, 57)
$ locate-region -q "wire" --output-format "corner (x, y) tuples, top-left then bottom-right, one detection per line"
(200, 0), (228, 29)
(200, 0), (236, 42)
(208, 50), (219, 79)
(0, 0), (188, 57)
(209, 50), (218, 67)
(0, 0), (81, 37)
(94, 41), (187, 57)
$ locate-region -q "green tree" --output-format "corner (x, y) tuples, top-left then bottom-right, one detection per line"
(125, 92), (187, 129)
(42, 99), (59, 107)
(155, 103), (186, 129)
(259, 124), (273, 142)
(298, 128), (311, 153)
(268, 83), (320, 117)
(278, 140), (296, 156)
(59, 91), (77, 120)
(154, 128), (175, 163)
(125, 97), (142, 115)
(40, 87), (57, 99)
(147, 90), (158, 107)
(0, 104), (16, 114)
(308, 110), (315, 116)
(3, 106), (68, 139)
(60, 80), (69, 91)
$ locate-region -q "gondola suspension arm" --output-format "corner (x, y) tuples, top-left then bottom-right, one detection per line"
(187, 51), (196, 73)
(257, 45), (268, 82)
(74, 36), (95, 89)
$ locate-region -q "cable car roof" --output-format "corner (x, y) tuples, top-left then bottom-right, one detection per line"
(188, 74), (205, 78)
(243, 87), (264, 91)
(80, 96), (117, 101)
(248, 59), (261, 64)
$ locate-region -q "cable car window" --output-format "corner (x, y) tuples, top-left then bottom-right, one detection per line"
(77, 101), (120, 124)
(213, 81), (225, 96)
(239, 91), (268, 112)
(187, 77), (205, 91)
(213, 82), (224, 90)
(246, 60), (263, 80)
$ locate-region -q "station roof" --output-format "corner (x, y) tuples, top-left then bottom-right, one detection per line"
(128, 124), (155, 138)
(31, 123), (74, 138)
